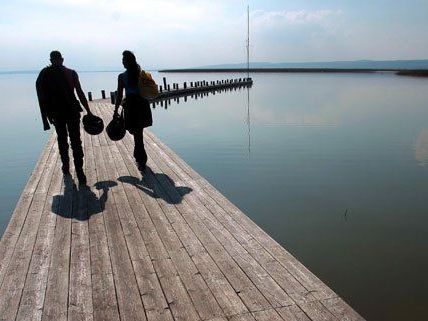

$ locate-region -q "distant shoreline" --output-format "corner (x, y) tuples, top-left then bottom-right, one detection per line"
(2, 68), (427, 77)
(159, 68), (428, 77)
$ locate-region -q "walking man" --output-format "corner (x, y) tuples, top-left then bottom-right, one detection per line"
(36, 51), (92, 184)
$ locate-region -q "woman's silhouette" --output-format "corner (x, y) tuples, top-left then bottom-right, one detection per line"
(114, 50), (149, 171)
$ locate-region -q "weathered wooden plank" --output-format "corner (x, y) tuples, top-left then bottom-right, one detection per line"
(42, 174), (74, 321)
(99, 129), (177, 321)
(160, 276), (201, 321)
(191, 250), (250, 317)
(276, 305), (311, 321)
(86, 125), (121, 321)
(15, 149), (62, 321)
(112, 140), (217, 321)
(101, 138), (150, 261)
(0, 194), (32, 284)
(229, 313), (257, 321)
(252, 308), (284, 321)
(106, 145), (175, 321)
(92, 133), (147, 321)
(68, 126), (94, 321)
(97, 124), (109, 148)
(0, 134), (56, 288)
(168, 247), (225, 320)
(23, 134), (58, 196)
(0, 140), (58, 321)
(321, 297), (365, 321)
(297, 300), (339, 321)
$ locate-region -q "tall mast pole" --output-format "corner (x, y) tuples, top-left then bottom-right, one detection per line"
(246, 5), (251, 157)
(247, 5), (250, 79)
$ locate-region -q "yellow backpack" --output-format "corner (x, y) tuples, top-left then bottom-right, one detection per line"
(139, 70), (159, 98)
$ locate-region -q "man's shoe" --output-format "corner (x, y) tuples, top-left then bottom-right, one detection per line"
(62, 164), (70, 175)
(76, 169), (87, 185)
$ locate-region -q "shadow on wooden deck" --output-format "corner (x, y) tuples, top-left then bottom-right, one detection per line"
(119, 166), (193, 205)
(52, 167), (193, 220)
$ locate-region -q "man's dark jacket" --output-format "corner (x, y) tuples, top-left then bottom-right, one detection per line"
(36, 66), (83, 130)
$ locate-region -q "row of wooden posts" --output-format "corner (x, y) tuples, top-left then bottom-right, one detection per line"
(158, 77), (251, 93)
(152, 84), (249, 109)
(87, 77), (252, 102)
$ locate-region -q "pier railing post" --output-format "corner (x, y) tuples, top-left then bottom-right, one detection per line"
(101, 90), (106, 99)
(88, 92), (92, 101)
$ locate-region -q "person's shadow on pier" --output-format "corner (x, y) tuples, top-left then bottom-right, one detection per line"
(118, 166), (192, 205)
(52, 176), (117, 220)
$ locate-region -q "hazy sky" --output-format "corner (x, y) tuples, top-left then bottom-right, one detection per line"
(1, 0), (428, 71)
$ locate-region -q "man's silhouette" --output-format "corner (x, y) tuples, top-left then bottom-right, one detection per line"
(36, 51), (92, 184)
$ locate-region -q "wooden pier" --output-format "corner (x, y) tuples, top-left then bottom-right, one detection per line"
(88, 77), (253, 106)
(152, 78), (253, 102)
(0, 100), (365, 321)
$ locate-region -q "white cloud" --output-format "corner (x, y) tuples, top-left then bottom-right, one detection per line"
(251, 9), (343, 27)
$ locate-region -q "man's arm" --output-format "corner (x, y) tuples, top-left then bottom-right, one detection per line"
(36, 70), (51, 131)
(74, 71), (92, 114)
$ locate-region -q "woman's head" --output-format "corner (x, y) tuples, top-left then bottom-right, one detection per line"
(122, 50), (137, 69)
(122, 50), (140, 86)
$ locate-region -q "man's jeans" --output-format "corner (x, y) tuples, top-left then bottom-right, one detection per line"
(54, 113), (84, 170)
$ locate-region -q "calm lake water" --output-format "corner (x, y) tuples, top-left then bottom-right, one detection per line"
(1, 70), (427, 321)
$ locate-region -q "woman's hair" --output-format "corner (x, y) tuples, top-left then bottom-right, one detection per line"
(122, 50), (140, 87)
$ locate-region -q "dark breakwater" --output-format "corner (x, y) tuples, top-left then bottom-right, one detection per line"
(159, 67), (428, 77)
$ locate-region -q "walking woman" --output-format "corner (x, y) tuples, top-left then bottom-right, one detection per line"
(114, 50), (152, 171)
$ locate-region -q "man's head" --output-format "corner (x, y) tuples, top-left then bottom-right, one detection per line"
(50, 50), (64, 66)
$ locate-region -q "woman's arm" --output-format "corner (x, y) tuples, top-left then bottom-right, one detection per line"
(114, 74), (124, 114)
